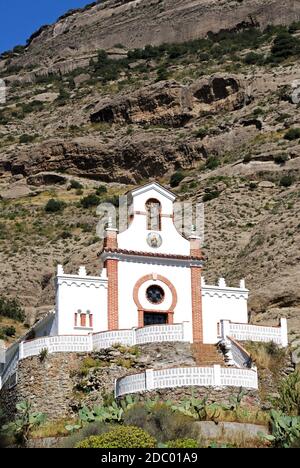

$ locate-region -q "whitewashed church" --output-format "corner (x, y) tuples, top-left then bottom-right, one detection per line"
(0, 182), (288, 393)
(41, 182), (249, 344)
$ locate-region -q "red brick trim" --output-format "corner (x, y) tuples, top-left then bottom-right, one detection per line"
(190, 238), (202, 259)
(107, 258), (119, 330)
(133, 274), (177, 327)
(191, 266), (203, 343)
(105, 230), (118, 249)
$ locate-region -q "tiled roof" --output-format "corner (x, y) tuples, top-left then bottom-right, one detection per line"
(99, 248), (203, 261)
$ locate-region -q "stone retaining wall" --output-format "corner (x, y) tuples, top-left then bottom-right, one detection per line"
(0, 342), (196, 421)
(136, 386), (260, 407)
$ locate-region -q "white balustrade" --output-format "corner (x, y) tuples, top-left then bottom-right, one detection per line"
(22, 335), (92, 359)
(136, 324), (185, 344)
(93, 330), (134, 350)
(115, 365), (258, 397)
(221, 318), (288, 347)
(224, 337), (252, 368)
(115, 372), (146, 397)
(220, 367), (258, 389)
(0, 324), (190, 388)
(93, 323), (188, 350)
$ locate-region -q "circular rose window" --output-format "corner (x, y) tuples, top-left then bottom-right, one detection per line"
(146, 285), (165, 304)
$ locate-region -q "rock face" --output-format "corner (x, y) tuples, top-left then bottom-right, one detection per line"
(91, 76), (245, 126)
(2, 0), (300, 74)
(3, 137), (207, 184)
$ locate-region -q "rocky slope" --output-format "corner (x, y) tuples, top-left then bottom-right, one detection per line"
(1, 0), (300, 81)
(0, 2), (299, 350)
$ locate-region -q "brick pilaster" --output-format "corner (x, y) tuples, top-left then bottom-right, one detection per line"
(107, 259), (119, 330)
(190, 237), (202, 259)
(105, 229), (118, 249)
(191, 266), (203, 343)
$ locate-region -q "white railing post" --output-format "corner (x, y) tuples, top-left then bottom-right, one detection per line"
(19, 341), (24, 360)
(221, 320), (231, 340)
(145, 369), (154, 391)
(89, 333), (93, 351)
(182, 322), (191, 342)
(132, 328), (137, 346)
(280, 318), (288, 347)
(213, 364), (221, 387)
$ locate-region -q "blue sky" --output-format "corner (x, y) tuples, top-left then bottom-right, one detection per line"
(0, 1), (91, 53)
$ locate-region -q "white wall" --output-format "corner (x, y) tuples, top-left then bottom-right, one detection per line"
(117, 186), (190, 256)
(202, 285), (249, 344)
(56, 267), (108, 335)
(117, 259), (193, 342)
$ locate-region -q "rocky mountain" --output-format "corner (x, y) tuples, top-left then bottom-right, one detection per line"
(1, 0), (300, 82)
(0, 1), (299, 350)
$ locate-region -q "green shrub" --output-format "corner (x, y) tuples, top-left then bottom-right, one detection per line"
(264, 410), (300, 448)
(123, 403), (195, 443)
(270, 32), (299, 61)
(45, 199), (66, 213)
(69, 180), (83, 190)
(55, 87), (70, 106)
(19, 134), (37, 144)
(95, 185), (108, 196)
(243, 154), (252, 164)
(277, 372), (300, 416)
(166, 438), (199, 448)
(244, 52), (262, 65)
(80, 194), (100, 209)
(156, 66), (169, 82)
(1, 401), (46, 446)
(61, 422), (114, 448)
(202, 191), (220, 202)
(75, 425), (156, 448)
(20, 100), (44, 114)
(279, 175), (294, 187)
(0, 296), (25, 322)
(205, 157), (220, 170)
(0, 326), (16, 338)
(39, 348), (48, 362)
(249, 181), (257, 190)
(170, 171), (185, 188)
(284, 128), (300, 141)
(194, 128), (209, 139)
(274, 154), (289, 165)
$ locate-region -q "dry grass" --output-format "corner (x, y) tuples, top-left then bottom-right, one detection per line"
(242, 341), (287, 373)
(206, 406), (270, 425)
(31, 419), (72, 438)
(204, 435), (270, 448)
(0, 316), (28, 345)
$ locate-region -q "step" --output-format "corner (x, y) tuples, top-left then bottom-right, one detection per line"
(192, 343), (225, 366)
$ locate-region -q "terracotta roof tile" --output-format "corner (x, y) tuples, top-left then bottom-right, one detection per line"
(99, 248), (203, 261)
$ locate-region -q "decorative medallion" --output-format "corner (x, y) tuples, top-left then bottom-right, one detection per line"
(147, 232), (162, 249)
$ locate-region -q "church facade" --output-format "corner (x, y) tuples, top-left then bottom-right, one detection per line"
(0, 182), (289, 395)
(52, 182), (249, 344)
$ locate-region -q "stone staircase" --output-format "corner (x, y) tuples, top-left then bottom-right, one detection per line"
(192, 343), (226, 366)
